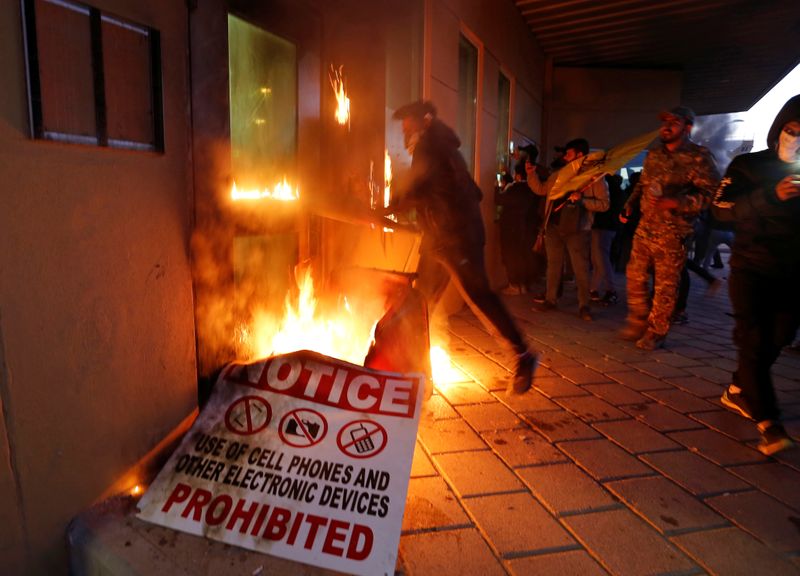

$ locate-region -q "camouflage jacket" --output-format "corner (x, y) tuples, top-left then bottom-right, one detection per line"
(626, 140), (720, 240)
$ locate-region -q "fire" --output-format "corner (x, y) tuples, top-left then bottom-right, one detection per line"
(329, 64), (350, 128)
(231, 177), (299, 201)
(429, 345), (462, 391)
(384, 149), (392, 208)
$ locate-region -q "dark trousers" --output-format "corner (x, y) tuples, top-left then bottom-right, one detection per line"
(416, 245), (528, 355)
(675, 260), (717, 314)
(729, 268), (800, 422)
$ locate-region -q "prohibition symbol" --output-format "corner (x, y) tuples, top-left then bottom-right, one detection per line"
(225, 395), (272, 436)
(279, 409), (327, 448)
(337, 420), (387, 459)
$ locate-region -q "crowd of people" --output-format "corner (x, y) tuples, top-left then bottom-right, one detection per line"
(388, 95), (800, 456)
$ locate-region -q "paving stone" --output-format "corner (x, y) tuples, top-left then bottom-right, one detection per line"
(705, 491), (800, 553)
(729, 462), (800, 511)
(651, 352), (705, 368)
(593, 419), (682, 454)
(668, 345), (722, 359)
(689, 410), (761, 441)
(534, 376), (590, 398)
(609, 371), (673, 391)
(633, 361), (691, 379)
(402, 476), (471, 532)
(422, 394), (459, 421)
(507, 550), (609, 575)
(434, 451), (523, 497)
(400, 528), (505, 576)
(437, 380), (495, 405)
(539, 350), (583, 368)
(668, 429), (766, 466)
(517, 463), (618, 516)
(641, 450), (751, 496)
(671, 526), (800, 576)
(502, 389), (561, 412)
(642, 388), (717, 413)
(685, 365), (733, 384)
(418, 417), (487, 454)
(455, 356), (513, 392)
(464, 492), (576, 557)
(605, 476), (727, 535)
(555, 396), (628, 422)
(482, 428), (568, 468)
(563, 508), (698, 576)
(554, 365), (612, 385)
(410, 441), (437, 477)
(580, 357), (631, 374)
(506, 550), (609, 576)
(456, 402), (523, 431)
(583, 383), (648, 406)
(666, 375), (725, 398)
(522, 410), (602, 442)
(620, 402), (704, 432)
(558, 439), (654, 481)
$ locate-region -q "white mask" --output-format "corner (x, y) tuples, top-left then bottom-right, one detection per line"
(405, 131), (420, 155)
(778, 129), (800, 162)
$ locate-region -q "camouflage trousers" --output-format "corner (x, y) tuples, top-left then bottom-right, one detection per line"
(625, 233), (686, 336)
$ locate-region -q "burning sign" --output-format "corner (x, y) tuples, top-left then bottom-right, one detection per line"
(137, 350), (425, 576)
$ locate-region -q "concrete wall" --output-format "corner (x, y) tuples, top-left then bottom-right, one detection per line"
(424, 0), (546, 286)
(548, 67), (684, 159)
(0, 1), (197, 573)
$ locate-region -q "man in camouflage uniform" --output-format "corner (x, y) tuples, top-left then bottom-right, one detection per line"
(621, 106), (720, 350)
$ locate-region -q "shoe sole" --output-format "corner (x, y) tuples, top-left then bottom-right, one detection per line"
(758, 438), (794, 456)
(720, 393), (754, 421)
(508, 355), (539, 395)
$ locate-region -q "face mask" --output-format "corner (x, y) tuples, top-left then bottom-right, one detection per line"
(778, 129), (800, 162)
(405, 131), (420, 155)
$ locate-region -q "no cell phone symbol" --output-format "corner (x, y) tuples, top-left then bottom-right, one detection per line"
(279, 409), (327, 448)
(224, 395), (272, 436)
(337, 420), (387, 459)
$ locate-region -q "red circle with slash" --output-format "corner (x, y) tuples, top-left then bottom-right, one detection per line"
(337, 420), (387, 459)
(224, 395), (272, 436)
(279, 409), (327, 448)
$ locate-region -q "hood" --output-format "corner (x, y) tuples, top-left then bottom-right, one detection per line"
(424, 118), (462, 150)
(766, 94), (800, 150)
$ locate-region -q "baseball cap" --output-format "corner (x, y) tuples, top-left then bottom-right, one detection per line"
(563, 138), (589, 156)
(659, 106), (695, 125)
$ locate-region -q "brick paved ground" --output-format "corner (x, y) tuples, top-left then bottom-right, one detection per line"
(399, 267), (800, 575)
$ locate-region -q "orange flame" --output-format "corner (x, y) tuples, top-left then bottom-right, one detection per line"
(429, 345), (462, 391)
(329, 64), (350, 128)
(231, 177), (299, 201)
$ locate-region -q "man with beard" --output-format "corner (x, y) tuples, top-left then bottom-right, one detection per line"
(388, 100), (537, 395)
(620, 106), (720, 350)
(713, 95), (800, 455)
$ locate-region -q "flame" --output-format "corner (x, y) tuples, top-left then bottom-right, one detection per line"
(231, 177), (299, 201)
(245, 269), (380, 365)
(384, 149), (392, 208)
(329, 64), (350, 128)
(429, 345), (462, 391)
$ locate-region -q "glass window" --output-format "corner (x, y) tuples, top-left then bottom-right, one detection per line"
(496, 72), (511, 179)
(458, 33), (478, 175)
(22, 0), (163, 151)
(228, 15), (297, 191)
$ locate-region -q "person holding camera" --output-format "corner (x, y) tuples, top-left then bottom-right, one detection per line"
(713, 94), (800, 455)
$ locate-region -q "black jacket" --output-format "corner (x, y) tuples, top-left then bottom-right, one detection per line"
(711, 95), (800, 277)
(399, 119), (485, 253)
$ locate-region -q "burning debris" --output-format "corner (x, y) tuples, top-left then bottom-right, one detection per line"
(329, 64), (350, 129)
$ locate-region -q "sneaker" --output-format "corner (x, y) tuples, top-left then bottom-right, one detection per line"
(590, 290), (601, 302)
(619, 322), (647, 341)
(720, 387), (754, 420)
(636, 330), (666, 350)
(508, 351), (538, 395)
(536, 300), (557, 311)
(756, 422), (794, 456)
(531, 292), (547, 304)
(578, 306), (592, 321)
(671, 311), (689, 325)
(601, 290), (618, 305)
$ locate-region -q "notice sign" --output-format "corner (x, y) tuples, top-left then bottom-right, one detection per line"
(137, 350), (425, 576)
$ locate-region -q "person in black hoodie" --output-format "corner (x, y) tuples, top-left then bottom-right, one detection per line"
(713, 94), (800, 455)
(389, 100), (537, 395)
